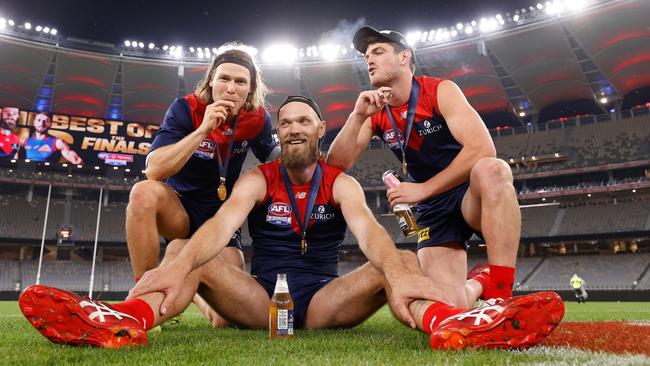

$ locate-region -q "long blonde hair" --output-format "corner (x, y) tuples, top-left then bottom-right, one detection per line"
(194, 42), (269, 111)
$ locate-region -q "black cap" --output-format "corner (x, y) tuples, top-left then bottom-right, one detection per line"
(353, 26), (414, 57)
(278, 95), (323, 121)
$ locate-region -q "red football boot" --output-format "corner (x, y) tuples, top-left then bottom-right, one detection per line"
(430, 291), (564, 350)
(19, 285), (148, 348)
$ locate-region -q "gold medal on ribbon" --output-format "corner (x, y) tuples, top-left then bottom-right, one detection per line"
(301, 237), (307, 256)
(402, 152), (408, 176)
(217, 177), (227, 201)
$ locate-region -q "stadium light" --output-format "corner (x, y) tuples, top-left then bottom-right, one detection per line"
(320, 44), (340, 61)
(10, 159), (16, 163)
(35, 25), (42, 32)
(632, 189), (637, 193)
(124, 40), (131, 47)
(465, 26), (474, 35)
(138, 42), (144, 48)
(566, 0), (587, 11)
(50, 28), (57, 35)
(125, 168), (130, 172)
(450, 29), (458, 37)
(519, 111), (526, 117)
(262, 44), (298, 64)
(62, 163), (68, 167)
(8, 19), (15, 26)
(24, 22), (32, 30)
(173, 46), (183, 58)
(162, 45), (168, 50)
(43, 26), (50, 34)
(189, 47), (195, 52)
(536, 3), (544, 9)
(600, 97), (608, 104)
(456, 23), (463, 30)
(44, 162), (50, 166)
(77, 164), (82, 168)
(513, 14), (520, 21)
(94, 166), (100, 170)
(406, 31), (421, 46)
(24, 159), (31, 163)
(148, 42), (155, 49)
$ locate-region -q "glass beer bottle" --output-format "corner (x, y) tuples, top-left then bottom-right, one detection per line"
(382, 170), (419, 237)
(269, 273), (294, 340)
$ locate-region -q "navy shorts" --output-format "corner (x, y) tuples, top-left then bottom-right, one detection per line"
(176, 193), (242, 250)
(254, 273), (334, 329)
(414, 183), (481, 251)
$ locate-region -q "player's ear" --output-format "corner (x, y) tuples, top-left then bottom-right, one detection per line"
(318, 120), (326, 139)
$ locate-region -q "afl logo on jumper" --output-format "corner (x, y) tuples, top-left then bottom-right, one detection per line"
(193, 139), (216, 159)
(266, 202), (292, 225)
(383, 129), (404, 149)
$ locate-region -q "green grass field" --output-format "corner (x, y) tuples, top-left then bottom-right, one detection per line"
(1, 301), (649, 365)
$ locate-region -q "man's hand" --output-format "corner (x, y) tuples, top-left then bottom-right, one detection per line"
(127, 261), (190, 316)
(352, 87), (392, 119)
(198, 100), (236, 135)
(387, 181), (430, 207)
(385, 271), (451, 328)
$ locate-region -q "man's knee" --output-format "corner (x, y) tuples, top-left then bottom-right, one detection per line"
(470, 158), (516, 199)
(127, 180), (168, 214)
(163, 239), (186, 260)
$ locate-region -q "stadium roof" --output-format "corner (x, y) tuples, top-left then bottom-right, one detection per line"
(0, 0), (648, 127)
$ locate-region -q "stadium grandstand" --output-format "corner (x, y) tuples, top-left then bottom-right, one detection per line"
(0, 0), (649, 302)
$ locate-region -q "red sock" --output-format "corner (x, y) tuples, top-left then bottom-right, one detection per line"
(471, 270), (490, 292)
(421, 302), (467, 334)
(112, 298), (154, 331)
(484, 265), (515, 300)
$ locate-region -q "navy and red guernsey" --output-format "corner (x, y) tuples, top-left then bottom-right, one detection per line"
(149, 94), (277, 204)
(248, 159), (347, 286)
(370, 76), (462, 186)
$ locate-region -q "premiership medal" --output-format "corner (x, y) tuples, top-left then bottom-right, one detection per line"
(281, 163), (322, 256)
(218, 177), (227, 201)
(386, 78), (420, 178)
(215, 117), (238, 202)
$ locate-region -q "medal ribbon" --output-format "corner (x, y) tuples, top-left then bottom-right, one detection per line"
(385, 78), (420, 175)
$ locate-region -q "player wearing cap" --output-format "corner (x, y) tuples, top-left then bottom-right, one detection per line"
(327, 27), (564, 349)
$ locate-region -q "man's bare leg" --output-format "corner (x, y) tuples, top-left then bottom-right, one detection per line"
(126, 180), (190, 278)
(303, 250), (419, 329)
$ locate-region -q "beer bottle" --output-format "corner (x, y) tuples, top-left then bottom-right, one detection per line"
(382, 170), (419, 237)
(269, 273), (294, 339)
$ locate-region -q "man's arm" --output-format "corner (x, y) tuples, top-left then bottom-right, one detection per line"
(333, 173), (450, 327)
(146, 100), (235, 181)
(55, 139), (83, 165)
(388, 80), (496, 205)
(326, 88), (391, 171)
(128, 168), (267, 312)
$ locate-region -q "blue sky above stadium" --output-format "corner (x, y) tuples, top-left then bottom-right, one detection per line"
(1, 0), (534, 47)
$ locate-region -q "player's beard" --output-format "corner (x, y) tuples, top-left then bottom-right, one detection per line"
(0, 119), (12, 130)
(281, 135), (319, 170)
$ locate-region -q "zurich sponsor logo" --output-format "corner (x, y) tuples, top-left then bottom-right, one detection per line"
(311, 205), (335, 220)
(241, 140), (248, 148)
(417, 120), (444, 137)
(266, 202), (292, 225)
(383, 129), (403, 149)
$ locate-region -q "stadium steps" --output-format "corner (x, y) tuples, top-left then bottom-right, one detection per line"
(635, 262), (650, 289)
(548, 208), (566, 236)
(518, 256), (547, 288)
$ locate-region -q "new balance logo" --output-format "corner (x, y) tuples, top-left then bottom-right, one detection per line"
(79, 300), (137, 323)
